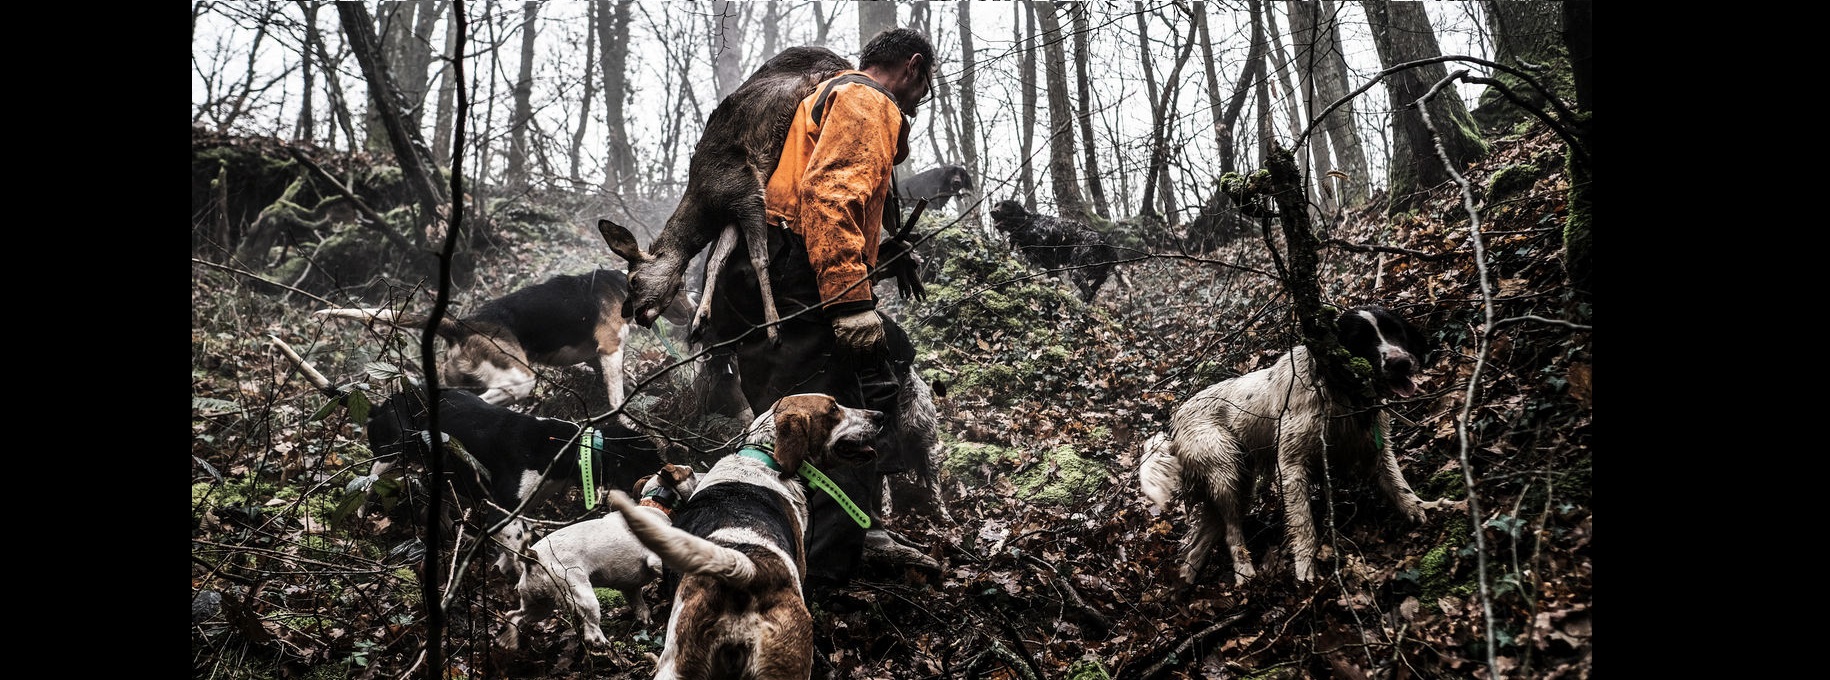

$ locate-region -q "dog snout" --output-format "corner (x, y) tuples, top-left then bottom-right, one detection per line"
(865, 408), (886, 431)
(1382, 351), (1415, 377)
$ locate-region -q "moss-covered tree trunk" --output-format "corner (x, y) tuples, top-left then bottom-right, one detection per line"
(1359, 1), (1487, 215)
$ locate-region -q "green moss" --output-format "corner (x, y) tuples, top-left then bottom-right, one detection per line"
(1010, 445), (1108, 506)
(1420, 466), (1468, 501)
(942, 441), (1019, 479)
(1487, 163), (1541, 200)
(593, 587), (627, 611)
(1067, 659), (1112, 680)
(1420, 515), (1476, 607)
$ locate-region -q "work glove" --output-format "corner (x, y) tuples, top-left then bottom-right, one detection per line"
(876, 236), (927, 302)
(831, 309), (885, 354)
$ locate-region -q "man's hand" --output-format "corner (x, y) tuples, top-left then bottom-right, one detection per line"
(877, 236), (926, 301)
(831, 309), (885, 354)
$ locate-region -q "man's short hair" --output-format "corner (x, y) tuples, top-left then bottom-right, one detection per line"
(860, 28), (936, 85)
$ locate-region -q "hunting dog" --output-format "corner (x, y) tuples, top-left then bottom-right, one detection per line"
(318, 267), (689, 409)
(988, 199), (1121, 303)
(365, 387), (667, 577)
(606, 46), (853, 345)
(606, 393), (884, 679)
(898, 164), (974, 212)
(497, 463), (700, 652)
(1138, 305), (1444, 584)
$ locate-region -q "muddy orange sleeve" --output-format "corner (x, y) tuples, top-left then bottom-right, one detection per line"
(798, 82), (898, 310)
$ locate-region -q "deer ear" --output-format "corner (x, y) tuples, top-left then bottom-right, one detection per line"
(773, 411), (810, 479)
(598, 218), (651, 265)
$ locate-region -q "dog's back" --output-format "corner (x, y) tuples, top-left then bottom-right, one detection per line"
(988, 199), (1117, 302)
(608, 456), (813, 678)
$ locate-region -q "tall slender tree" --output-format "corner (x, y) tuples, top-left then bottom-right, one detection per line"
(711, 0), (743, 100)
(1359, 0), (1487, 214)
(431, 1), (462, 164)
(568, 1), (598, 185)
(1018, 1), (1038, 208)
(598, 0), (636, 195)
(1287, 0), (1372, 207)
(336, 1), (448, 249)
(859, 0), (897, 48)
(1070, 2), (1110, 219)
(955, 0), (982, 230)
(505, 1), (539, 190)
(1031, 2), (1086, 220)
(1139, 5), (1196, 228)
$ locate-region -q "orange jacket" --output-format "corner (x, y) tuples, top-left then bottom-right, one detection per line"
(765, 71), (904, 313)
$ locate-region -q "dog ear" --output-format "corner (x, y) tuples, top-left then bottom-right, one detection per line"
(659, 463), (691, 488)
(631, 474), (654, 497)
(773, 410), (811, 479)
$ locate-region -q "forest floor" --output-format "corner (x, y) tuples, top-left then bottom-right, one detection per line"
(191, 123), (1591, 680)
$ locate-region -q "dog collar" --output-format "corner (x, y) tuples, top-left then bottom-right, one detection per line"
(737, 444), (871, 529)
(578, 427), (603, 510)
(737, 444), (781, 471)
(639, 486), (682, 517)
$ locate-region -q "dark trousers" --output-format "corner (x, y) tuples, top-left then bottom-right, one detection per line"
(706, 224), (907, 588)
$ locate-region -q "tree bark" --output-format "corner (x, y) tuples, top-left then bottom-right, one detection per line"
(568, 0), (598, 185)
(1262, 2), (1323, 216)
(859, 0), (897, 49)
(431, 2), (462, 165)
(711, 0), (743, 100)
(1070, 2), (1110, 219)
(1032, 2), (1087, 220)
(1018, 1), (1038, 208)
(293, 1), (319, 144)
(956, 0), (983, 230)
(598, 0), (636, 196)
(1359, 0), (1487, 214)
(505, 1), (539, 190)
(307, 8), (359, 155)
(1287, 1), (1372, 207)
(1139, 6), (1195, 229)
(336, 0), (449, 247)
(1185, 0), (1266, 252)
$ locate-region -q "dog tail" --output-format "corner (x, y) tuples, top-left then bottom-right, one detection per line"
(1137, 433), (1180, 515)
(605, 490), (758, 587)
(316, 308), (463, 340)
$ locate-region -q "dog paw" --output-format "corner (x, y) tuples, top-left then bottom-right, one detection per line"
(1292, 561), (1315, 583)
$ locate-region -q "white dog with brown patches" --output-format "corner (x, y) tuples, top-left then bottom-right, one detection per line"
(496, 463), (699, 653)
(1140, 305), (1448, 584)
(606, 393), (883, 679)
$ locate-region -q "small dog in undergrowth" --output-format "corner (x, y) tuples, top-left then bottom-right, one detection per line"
(497, 463), (699, 653)
(364, 386), (668, 578)
(1139, 305), (1454, 584)
(988, 199), (1124, 303)
(317, 267), (691, 410)
(898, 164), (974, 212)
(606, 393), (885, 679)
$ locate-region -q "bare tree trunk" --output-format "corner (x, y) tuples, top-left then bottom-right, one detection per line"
(1032, 2), (1086, 220)
(364, 1), (414, 153)
(1185, 0), (1266, 252)
(306, 8), (359, 155)
(1070, 2), (1110, 219)
(1133, 1), (1161, 224)
(956, 0), (983, 231)
(761, 0), (780, 61)
(569, 0), (598, 185)
(336, 1), (448, 249)
(1262, 2), (1323, 217)
(402, 0), (442, 127)
(813, 0), (834, 46)
(599, 0), (636, 195)
(293, 1), (319, 144)
(1359, 0), (1487, 214)
(1472, 0), (1564, 133)
(859, 0), (897, 48)
(1140, 6), (1196, 228)
(1253, 0), (1273, 169)
(1018, 1), (1038, 208)
(505, 1), (540, 190)
(711, 1), (743, 100)
(1287, 1), (1372, 207)
(431, 2), (462, 165)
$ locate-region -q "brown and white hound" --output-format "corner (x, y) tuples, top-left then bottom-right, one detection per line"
(606, 393), (883, 679)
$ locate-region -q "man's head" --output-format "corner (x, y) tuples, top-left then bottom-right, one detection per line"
(860, 28), (935, 117)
